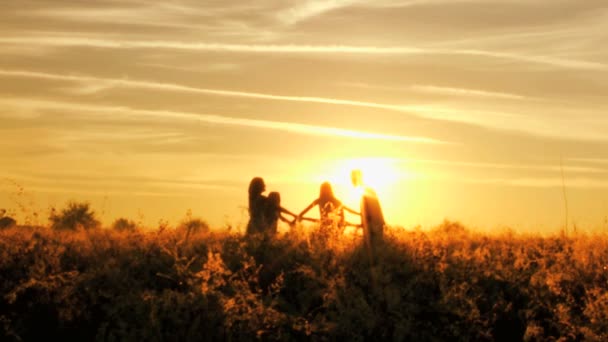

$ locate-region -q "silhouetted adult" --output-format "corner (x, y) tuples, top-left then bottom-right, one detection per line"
(246, 177), (268, 236)
(296, 181), (359, 227)
(265, 192), (297, 236)
(351, 170), (385, 250)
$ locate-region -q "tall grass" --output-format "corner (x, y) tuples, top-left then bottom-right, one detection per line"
(1, 220), (607, 341)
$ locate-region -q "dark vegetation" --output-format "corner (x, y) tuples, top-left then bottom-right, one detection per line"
(0, 202), (607, 341)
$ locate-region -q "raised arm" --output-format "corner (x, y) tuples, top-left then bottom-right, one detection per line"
(279, 214), (293, 224)
(343, 205), (360, 216)
(298, 217), (320, 223)
(296, 199), (318, 220)
(344, 221), (362, 228)
(280, 206), (297, 218)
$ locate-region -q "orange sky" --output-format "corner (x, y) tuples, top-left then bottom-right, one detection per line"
(1, 1), (607, 232)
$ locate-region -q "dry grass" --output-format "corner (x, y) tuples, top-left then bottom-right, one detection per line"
(1, 220), (607, 341)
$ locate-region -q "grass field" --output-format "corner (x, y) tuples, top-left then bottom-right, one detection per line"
(1, 218), (607, 341)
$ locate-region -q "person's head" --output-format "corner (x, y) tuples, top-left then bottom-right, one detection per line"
(268, 191), (281, 206)
(351, 169), (363, 187)
(319, 182), (334, 201)
(248, 177), (266, 197)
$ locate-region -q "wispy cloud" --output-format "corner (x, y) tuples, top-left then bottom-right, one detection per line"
(0, 97), (444, 144)
(0, 36), (423, 53)
(0, 183), (207, 198)
(2, 169), (240, 195)
(410, 85), (529, 100)
(25, 8), (206, 31)
(341, 82), (531, 101)
(403, 158), (606, 174)
(567, 158), (608, 165)
(276, 0), (498, 25)
(278, 0), (361, 25)
(447, 48), (607, 70)
(139, 62), (241, 73)
(458, 176), (608, 189)
(3, 69), (606, 142)
(0, 68), (445, 115)
(60, 130), (191, 144)
(1, 37), (605, 70)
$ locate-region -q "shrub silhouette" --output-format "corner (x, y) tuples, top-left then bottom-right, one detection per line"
(112, 218), (138, 232)
(0, 216), (16, 229)
(178, 217), (210, 237)
(49, 201), (100, 230)
(0, 209), (16, 229)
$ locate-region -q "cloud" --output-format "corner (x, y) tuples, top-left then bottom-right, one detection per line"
(0, 97), (445, 144)
(139, 62), (241, 73)
(457, 176), (608, 189)
(567, 158), (608, 165)
(1, 169), (241, 194)
(0, 68), (438, 114)
(278, 0), (361, 25)
(409, 85), (529, 100)
(402, 158), (606, 174)
(25, 7), (204, 31)
(3, 69), (607, 142)
(60, 130), (190, 143)
(341, 82), (531, 101)
(0, 36), (605, 70)
(276, 0), (529, 25)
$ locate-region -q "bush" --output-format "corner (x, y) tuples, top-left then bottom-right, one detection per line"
(1, 219), (608, 341)
(0, 217), (16, 229)
(111, 218), (138, 232)
(49, 202), (100, 231)
(177, 217), (210, 236)
(0, 209), (16, 229)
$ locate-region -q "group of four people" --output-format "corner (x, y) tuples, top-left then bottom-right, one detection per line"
(246, 170), (385, 248)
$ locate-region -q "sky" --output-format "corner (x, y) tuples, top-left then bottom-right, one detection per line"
(1, 0), (608, 232)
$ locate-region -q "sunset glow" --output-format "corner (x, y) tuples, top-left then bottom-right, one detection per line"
(4, 3), (608, 340)
(321, 158), (403, 207)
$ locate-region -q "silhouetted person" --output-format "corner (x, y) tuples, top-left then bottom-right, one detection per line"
(265, 192), (297, 237)
(351, 170), (385, 252)
(246, 177), (268, 236)
(296, 182), (359, 227)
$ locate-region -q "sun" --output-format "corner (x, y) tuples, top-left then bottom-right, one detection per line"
(344, 158), (399, 189)
(316, 157), (402, 209)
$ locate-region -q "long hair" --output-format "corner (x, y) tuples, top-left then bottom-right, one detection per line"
(266, 192), (281, 220)
(249, 177), (265, 198)
(319, 182), (335, 202)
(248, 177), (266, 213)
(318, 182), (342, 219)
(268, 191), (281, 207)
(265, 191), (281, 236)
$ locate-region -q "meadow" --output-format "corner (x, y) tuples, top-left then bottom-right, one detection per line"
(1, 204), (607, 341)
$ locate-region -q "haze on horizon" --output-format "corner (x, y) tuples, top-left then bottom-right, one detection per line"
(1, 0), (607, 232)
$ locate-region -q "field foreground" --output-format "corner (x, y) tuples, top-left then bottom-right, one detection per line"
(1, 222), (607, 341)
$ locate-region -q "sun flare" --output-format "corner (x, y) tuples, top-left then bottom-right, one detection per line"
(311, 157), (403, 211)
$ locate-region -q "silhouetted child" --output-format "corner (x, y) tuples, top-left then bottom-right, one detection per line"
(296, 182), (359, 227)
(246, 177), (268, 236)
(265, 192), (297, 236)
